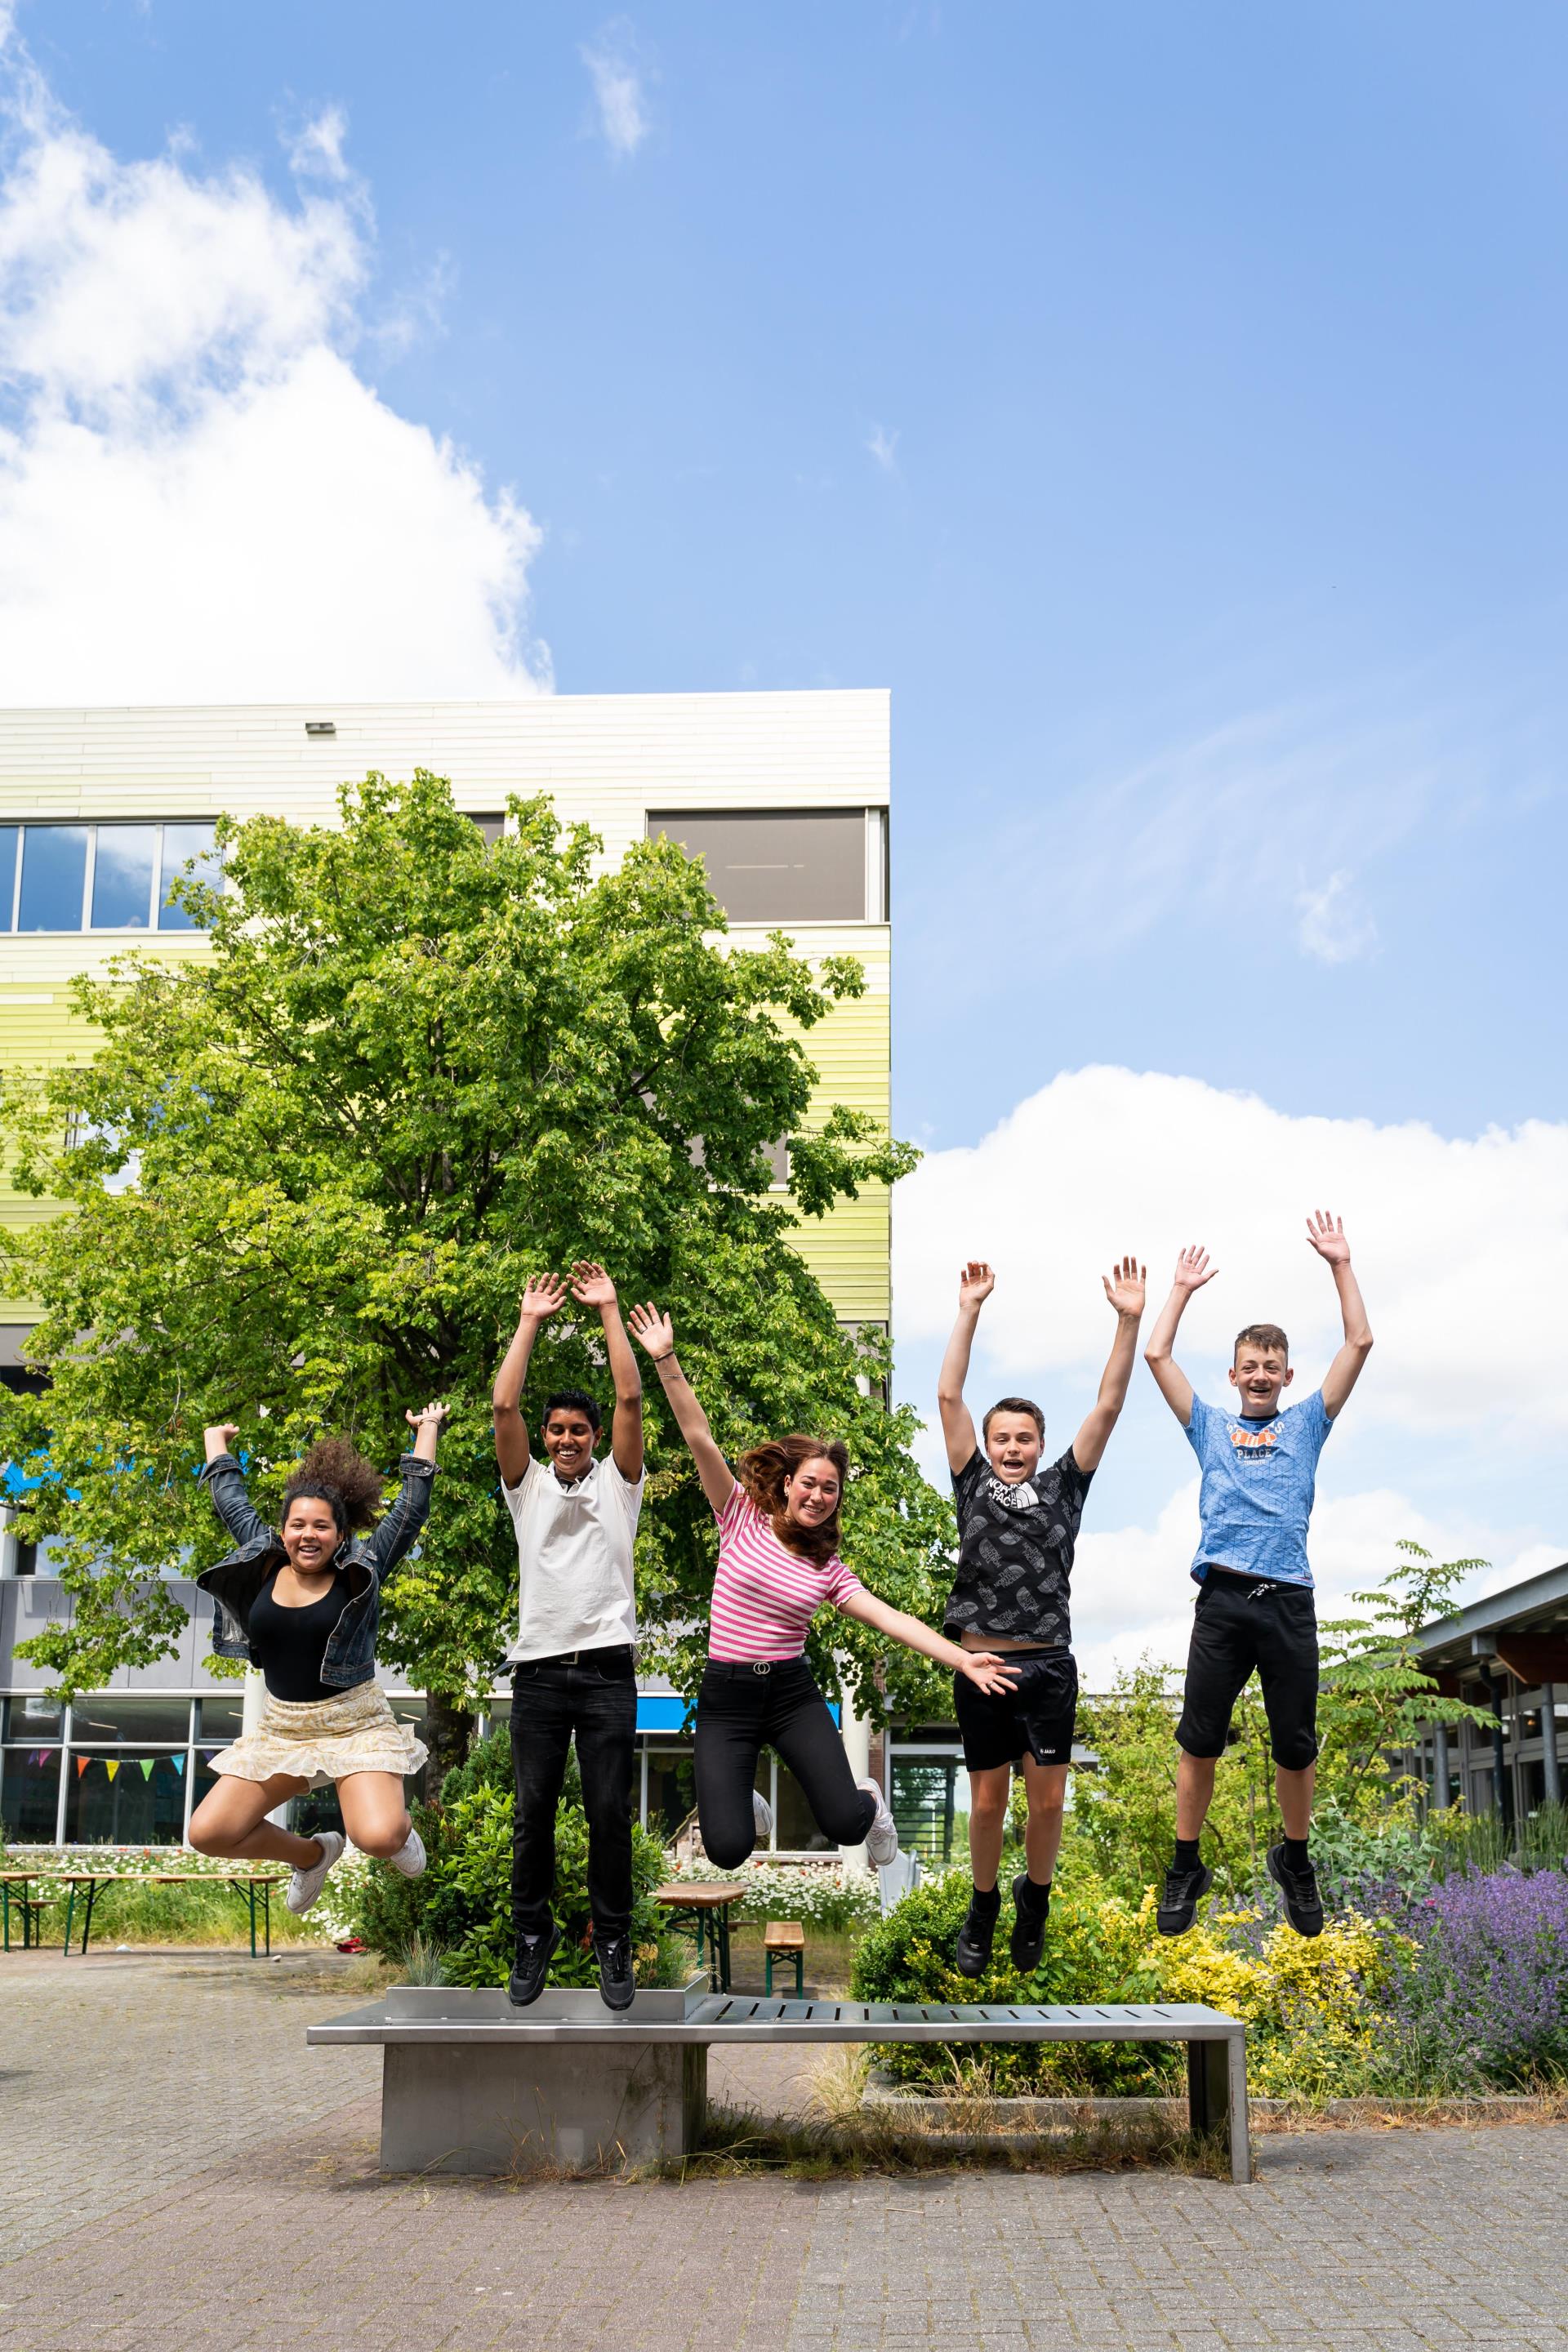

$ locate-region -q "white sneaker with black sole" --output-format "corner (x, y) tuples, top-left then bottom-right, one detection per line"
(286, 1829), (345, 1917)
(389, 1824), (426, 1879)
(858, 1778), (899, 1868)
(752, 1788), (774, 1845)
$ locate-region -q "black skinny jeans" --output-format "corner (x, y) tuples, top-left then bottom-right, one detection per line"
(510, 1649), (636, 1944)
(695, 1658), (875, 1869)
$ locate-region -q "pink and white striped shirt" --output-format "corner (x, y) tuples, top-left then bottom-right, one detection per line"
(707, 1484), (866, 1661)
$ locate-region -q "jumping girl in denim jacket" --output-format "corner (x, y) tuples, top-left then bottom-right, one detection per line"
(186, 1405), (446, 1917)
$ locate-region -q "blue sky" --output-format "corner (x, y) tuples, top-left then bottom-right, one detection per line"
(3, 2), (1565, 1671)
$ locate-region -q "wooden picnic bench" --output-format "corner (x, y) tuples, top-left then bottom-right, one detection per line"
(0, 1869), (60, 1952)
(653, 1882), (746, 1992)
(1, 1870), (285, 1957)
(305, 1984), (1250, 2183)
(762, 1919), (805, 1997)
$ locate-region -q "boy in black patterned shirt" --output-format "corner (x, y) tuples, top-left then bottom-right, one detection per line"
(937, 1256), (1145, 1976)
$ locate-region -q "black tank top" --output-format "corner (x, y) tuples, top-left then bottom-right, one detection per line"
(250, 1569), (351, 1702)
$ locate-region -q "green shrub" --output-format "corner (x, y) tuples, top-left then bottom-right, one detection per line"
(849, 1868), (1175, 2094)
(336, 1728), (686, 1991)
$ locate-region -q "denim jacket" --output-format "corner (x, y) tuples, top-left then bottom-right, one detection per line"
(194, 1451), (436, 1691)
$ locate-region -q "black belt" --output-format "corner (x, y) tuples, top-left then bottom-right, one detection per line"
(514, 1643), (635, 1670)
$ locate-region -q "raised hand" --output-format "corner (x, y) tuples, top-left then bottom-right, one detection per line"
(1102, 1255), (1147, 1318)
(956, 1650), (1021, 1697)
(1305, 1210), (1351, 1267)
(203, 1420), (240, 1463)
(569, 1259), (618, 1310)
(518, 1272), (567, 1322)
(958, 1260), (996, 1311)
(403, 1400), (450, 1434)
(1172, 1245), (1218, 1294)
(627, 1302), (675, 1361)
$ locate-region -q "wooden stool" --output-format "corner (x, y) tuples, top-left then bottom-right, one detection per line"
(762, 1919), (804, 1997)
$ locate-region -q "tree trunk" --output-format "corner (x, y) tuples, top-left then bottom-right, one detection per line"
(424, 1692), (476, 1796)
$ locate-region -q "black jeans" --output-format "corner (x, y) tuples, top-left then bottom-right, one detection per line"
(510, 1648), (636, 1944)
(695, 1659), (875, 1869)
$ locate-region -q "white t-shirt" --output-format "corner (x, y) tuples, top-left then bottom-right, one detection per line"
(502, 1453), (644, 1663)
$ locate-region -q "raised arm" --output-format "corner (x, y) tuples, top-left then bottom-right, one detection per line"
(626, 1303), (734, 1517)
(491, 1273), (565, 1489)
(198, 1421), (271, 1548)
(1306, 1211), (1374, 1418)
(1072, 1256), (1147, 1472)
(1143, 1246), (1218, 1426)
(835, 1586), (1019, 1696)
(571, 1261), (644, 1483)
(362, 1401), (447, 1579)
(936, 1262), (993, 1474)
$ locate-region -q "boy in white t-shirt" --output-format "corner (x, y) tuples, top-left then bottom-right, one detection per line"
(492, 1262), (644, 2011)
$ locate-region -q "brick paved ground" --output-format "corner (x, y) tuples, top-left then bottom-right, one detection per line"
(5, 1949), (1568, 2350)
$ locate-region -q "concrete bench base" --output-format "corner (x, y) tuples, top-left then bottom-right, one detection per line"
(307, 1987), (1250, 2181)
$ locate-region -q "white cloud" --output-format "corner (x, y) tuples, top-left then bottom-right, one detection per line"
(581, 20), (651, 161)
(1297, 868), (1377, 964)
(1071, 1479), (1552, 1689)
(0, 36), (548, 700)
(866, 422), (900, 473)
(893, 1065), (1568, 1437)
(283, 105), (351, 185)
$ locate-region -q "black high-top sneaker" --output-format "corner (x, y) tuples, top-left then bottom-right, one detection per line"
(955, 1891), (1000, 1979)
(1009, 1873), (1051, 1973)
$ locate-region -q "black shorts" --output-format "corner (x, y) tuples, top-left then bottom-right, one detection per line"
(1177, 1572), (1319, 1769)
(953, 1648), (1078, 1772)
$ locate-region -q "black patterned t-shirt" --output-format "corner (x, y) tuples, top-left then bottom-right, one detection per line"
(943, 1446), (1092, 1649)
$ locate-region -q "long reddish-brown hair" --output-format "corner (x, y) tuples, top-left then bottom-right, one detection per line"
(737, 1434), (850, 1564)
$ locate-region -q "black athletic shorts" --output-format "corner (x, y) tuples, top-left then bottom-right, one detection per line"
(1176, 1571), (1319, 1769)
(953, 1646), (1079, 1772)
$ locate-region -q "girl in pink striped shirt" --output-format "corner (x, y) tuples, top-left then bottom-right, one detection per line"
(629, 1303), (1018, 1870)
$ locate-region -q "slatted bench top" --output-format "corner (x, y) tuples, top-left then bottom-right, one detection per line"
(306, 1987), (1244, 2048)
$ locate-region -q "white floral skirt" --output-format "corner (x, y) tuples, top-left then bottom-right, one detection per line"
(207, 1682), (428, 1789)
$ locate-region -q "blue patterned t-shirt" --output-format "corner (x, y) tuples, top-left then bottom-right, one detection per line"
(1184, 1389), (1332, 1588)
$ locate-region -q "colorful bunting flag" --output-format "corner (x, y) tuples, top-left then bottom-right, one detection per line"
(139, 1759), (156, 1780)
(76, 1757), (90, 1776)
(105, 1760), (120, 1781)
(171, 1753), (185, 1775)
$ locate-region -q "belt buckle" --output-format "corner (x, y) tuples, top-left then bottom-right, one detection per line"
(564, 1649), (580, 1666)
(751, 1662), (771, 1677)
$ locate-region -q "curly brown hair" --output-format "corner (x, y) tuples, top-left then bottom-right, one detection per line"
(281, 1437), (387, 1539)
(736, 1434), (850, 1564)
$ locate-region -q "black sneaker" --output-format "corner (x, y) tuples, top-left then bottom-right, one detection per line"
(1156, 1860), (1214, 1937)
(506, 1922), (562, 2007)
(595, 1934), (636, 2012)
(1267, 1844), (1324, 1938)
(1009, 1875), (1050, 1974)
(955, 1898), (999, 1979)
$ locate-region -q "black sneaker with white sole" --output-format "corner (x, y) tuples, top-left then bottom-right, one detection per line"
(507, 1922), (563, 2007)
(1156, 1859), (1214, 1937)
(1009, 1874), (1051, 1974)
(955, 1897), (999, 1979)
(595, 1934), (636, 2011)
(1267, 1844), (1324, 1937)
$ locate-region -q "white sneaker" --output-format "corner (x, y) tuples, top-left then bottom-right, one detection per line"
(858, 1778), (899, 1868)
(286, 1829), (345, 1916)
(752, 1788), (774, 1844)
(389, 1824), (426, 1879)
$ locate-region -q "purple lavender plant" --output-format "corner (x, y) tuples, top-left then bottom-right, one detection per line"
(1391, 1866), (1568, 2091)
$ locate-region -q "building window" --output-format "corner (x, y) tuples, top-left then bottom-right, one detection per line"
(463, 813), (506, 844)
(646, 809), (876, 923)
(0, 822), (220, 933)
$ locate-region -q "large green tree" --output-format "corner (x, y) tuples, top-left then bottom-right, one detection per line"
(0, 773), (954, 1774)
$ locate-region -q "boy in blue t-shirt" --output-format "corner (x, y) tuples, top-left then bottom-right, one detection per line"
(1143, 1213), (1374, 1938)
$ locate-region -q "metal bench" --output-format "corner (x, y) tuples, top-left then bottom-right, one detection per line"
(306, 1985), (1250, 2182)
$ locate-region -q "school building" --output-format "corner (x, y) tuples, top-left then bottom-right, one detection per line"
(0, 693), (905, 1857)
(1404, 1561), (1568, 1825)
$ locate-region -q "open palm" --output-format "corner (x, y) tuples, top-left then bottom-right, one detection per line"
(627, 1302), (675, 1360)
